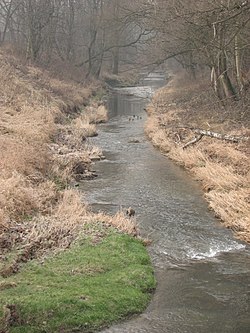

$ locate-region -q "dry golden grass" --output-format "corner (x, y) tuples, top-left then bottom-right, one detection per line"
(206, 188), (249, 225)
(55, 189), (88, 220)
(0, 189), (88, 273)
(0, 138), (48, 179)
(0, 174), (38, 223)
(50, 111), (105, 183)
(73, 117), (97, 137)
(193, 161), (245, 191)
(86, 145), (104, 160)
(49, 100), (108, 183)
(93, 211), (138, 236)
(0, 53), (63, 221)
(206, 188), (250, 243)
(78, 104), (108, 124)
(0, 51), (61, 229)
(51, 151), (92, 182)
(0, 48), (140, 268)
(95, 105), (109, 123)
(0, 189), (139, 276)
(149, 128), (171, 153)
(145, 72), (250, 242)
(201, 141), (249, 174)
(0, 174), (59, 223)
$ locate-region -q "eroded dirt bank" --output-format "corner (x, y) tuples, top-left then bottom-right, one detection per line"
(145, 73), (250, 243)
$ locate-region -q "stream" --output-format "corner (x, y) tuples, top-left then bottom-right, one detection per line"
(81, 73), (250, 333)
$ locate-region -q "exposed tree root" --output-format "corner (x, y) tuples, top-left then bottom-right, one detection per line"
(182, 134), (203, 149)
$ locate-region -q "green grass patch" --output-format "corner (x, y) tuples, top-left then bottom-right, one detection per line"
(0, 232), (155, 332)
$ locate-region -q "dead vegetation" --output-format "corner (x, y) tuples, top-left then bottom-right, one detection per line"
(0, 192), (139, 277)
(145, 72), (250, 242)
(0, 49), (138, 277)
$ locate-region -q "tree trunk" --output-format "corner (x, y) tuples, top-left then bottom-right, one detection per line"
(218, 50), (237, 100)
(211, 66), (225, 102)
(235, 33), (244, 95)
(66, 3), (75, 61)
(86, 30), (97, 77)
(0, 0), (15, 45)
(217, 23), (237, 101)
(112, 47), (119, 75)
(112, 0), (120, 75)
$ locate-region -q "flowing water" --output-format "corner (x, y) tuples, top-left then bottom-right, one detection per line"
(81, 73), (250, 333)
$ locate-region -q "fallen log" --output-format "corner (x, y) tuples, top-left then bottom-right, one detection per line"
(189, 128), (249, 143)
(181, 128), (249, 149)
(159, 122), (249, 147)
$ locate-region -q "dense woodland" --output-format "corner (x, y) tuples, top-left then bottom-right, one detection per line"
(0, 0), (249, 102)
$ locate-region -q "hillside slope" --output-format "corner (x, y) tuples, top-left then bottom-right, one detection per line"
(145, 73), (250, 243)
(0, 50), (139, 269)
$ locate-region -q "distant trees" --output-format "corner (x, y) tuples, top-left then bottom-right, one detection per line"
(0, 0), (151, 76)
(141, 0), (250, 101)
(0, 0), (19, 44)
(0, 0), (249, 101)
(209, 1), (250, 100)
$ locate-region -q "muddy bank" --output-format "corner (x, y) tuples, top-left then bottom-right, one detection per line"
(145, 74), (250, 243)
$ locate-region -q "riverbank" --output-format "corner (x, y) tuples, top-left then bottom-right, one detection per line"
(0, 50), (155, 331)
(0, 229), (155, 333)
(145, 73), (250, 243)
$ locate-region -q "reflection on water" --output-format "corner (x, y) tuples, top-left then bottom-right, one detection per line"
(81, 73), (250, 333)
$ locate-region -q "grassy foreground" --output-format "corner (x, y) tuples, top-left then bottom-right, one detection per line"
(0, 231), (155, 332)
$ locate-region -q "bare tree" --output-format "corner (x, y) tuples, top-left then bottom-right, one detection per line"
(0, 0), (19, 44)
(0, 0), (248, 98)
(139, 0), (250, 101)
